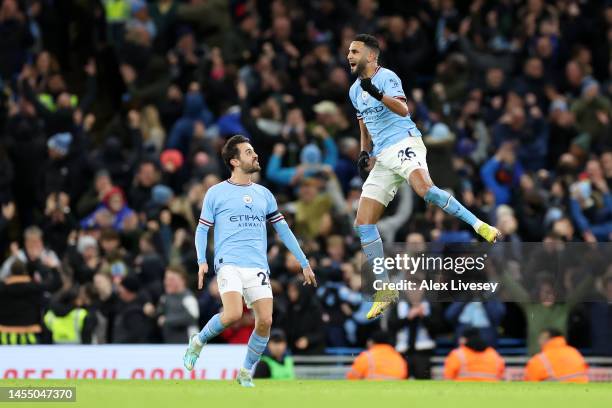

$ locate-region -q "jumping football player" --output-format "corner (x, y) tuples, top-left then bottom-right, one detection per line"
(347, 34), (501, 319)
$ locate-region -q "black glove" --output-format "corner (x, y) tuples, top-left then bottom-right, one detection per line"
(358, 150), (370, 180)
(360, 78), (383, 101)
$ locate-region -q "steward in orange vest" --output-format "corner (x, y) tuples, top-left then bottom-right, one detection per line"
(347, 331), (408, 380)
(444, 328), (505, 381)
(524, 328), (588, 382)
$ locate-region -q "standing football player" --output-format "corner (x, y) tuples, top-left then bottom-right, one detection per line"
(347, 34), (501, 319)
(183, 135), (317, 387)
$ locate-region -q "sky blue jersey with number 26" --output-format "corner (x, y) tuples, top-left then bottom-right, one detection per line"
(349, 66), (422, 156)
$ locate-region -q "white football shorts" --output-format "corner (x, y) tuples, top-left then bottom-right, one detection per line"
(216, 264), (272, 308)
(362, 136), (428, 206)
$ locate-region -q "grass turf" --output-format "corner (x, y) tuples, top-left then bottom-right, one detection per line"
(1, 380), (611, 408)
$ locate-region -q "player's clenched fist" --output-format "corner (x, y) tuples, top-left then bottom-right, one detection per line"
(302, 265), (317, 287)
(197, 263), (208, 289)
(359, 77), (383, 101)
(358, 150), (373, 180)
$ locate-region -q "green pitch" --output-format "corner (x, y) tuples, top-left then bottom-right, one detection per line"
(2, 380), (612, 408)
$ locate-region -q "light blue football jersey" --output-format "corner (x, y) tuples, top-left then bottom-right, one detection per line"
(349, 66), (422, 156)
(198, 180), (284, 271)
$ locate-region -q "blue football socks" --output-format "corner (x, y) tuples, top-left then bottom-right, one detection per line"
(197, 313), (225, 345)
(243, 331), (269, 370)
(424, 186), (480, 229)
(356, 224), (390, 282)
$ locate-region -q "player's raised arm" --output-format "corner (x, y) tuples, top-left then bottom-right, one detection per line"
(360, 75), (409, 117)
(195, 189), (215, 289)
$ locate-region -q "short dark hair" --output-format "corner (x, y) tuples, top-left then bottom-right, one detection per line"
(221, 135), (250, 171)
(354, 34), (380, 54)
(369, 330), (392, 345)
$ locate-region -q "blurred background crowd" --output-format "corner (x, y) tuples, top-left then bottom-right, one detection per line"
(0, 0), (611, 377)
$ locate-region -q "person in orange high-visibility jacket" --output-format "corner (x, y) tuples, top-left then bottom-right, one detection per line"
(524, 328), (588, 383)
(346, 331), (408, 380)
(444, 328), (505, 382)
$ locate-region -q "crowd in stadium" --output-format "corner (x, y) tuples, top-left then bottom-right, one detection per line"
(0, 0), (611, 377)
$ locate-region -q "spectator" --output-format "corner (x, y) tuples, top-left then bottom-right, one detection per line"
(0, 200), (16, 255)
(346, 331), (408, 380)
(41, 191), (78, 257)
(445, 300), (506, 349)
(569, 161), (612, 242)
(571, 79), (612, 153)
(65, 234), (101, 285)
(266, 130), (338, 187)
(500, 263), (593, 355)
(80, 186), (135, 231)
(480, 142), (523, 206)
(0, 260), (43, 345)
(590, 268), (612, 356)
(98, 228), (131, 284)
(5, 98), (47, 226)
(387, 283), (438, 379)
(253, 328), (296, 380)
(492, 104), (548, 171)
(92, 273), (117, 343)
(0, 226), (61, 294)
(134, 231), (165, 301)
(43, 287), (95, 344)
(129, 160), (161, 213)
(443, 328), (505, 382)
(156, 265), (198, 343)
(524, 328), (588, 382)
(423, 122), (458, 190)
(167, 87), (214, 158)
(290, 177), (333, 240)
(277, 278), (325, 355)
(76, 170), (115, 218)
(0, 0), (33, 79)
(112, 274), (153, 343)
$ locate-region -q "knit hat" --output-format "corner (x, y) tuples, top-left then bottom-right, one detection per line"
(349, 176), (363, 190)
(47, 132), (73, 156)
(269, 328), (287, 343)
(300, 144), (322, 165)
(102, 186), (126, 207)
(549, 99), (568, 113)
(151, 184), (173, 206)
(313, 100), (339, 115)
(544, 207), (564, 227)
(428, 123), (453, 141)
(160, 149), (184, 170)
(77, 235), (98, 254)
(120, 274), (141, 293)
(581, 77), (600, 96)
(217, 111), (249, 137)
(131, 0), (147, 14)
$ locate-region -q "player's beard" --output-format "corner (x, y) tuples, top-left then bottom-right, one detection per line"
(355, 58), (368, 77)
(241, 160), (261, 174)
